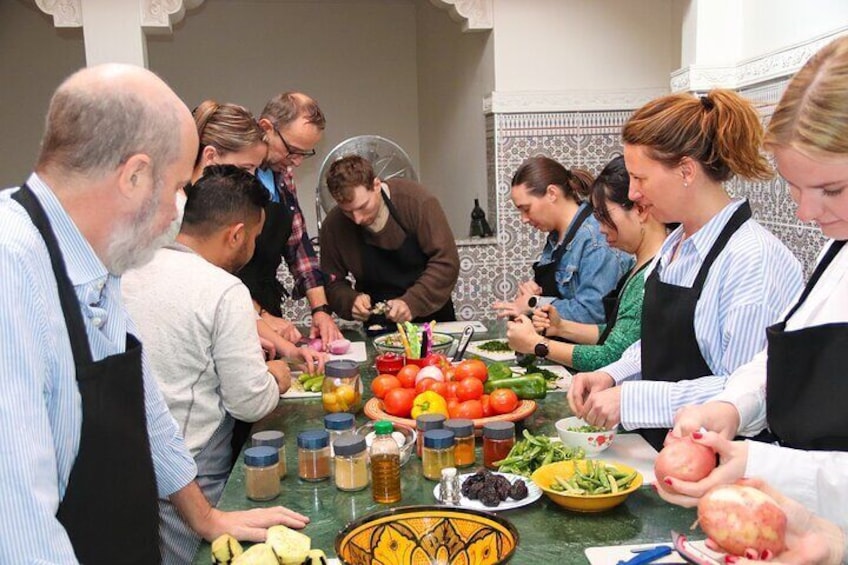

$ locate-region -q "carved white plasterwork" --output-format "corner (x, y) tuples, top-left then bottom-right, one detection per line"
(34, 0), (82, 27)
(672, 26), (848, 93)
(429, 0), (493, 32)
(142, 0), (205, 33)
(483, 87), (670, 114)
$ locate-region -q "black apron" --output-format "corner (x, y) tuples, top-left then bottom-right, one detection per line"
(598, 261), (652, 345)
(358, 190), (455, 324)
(237, 175), (295, 318)
(13, 184), (160, 564)
(639, 202), (752, 450)
(765, 239), (848, 451)
(532, 203), (594, 297)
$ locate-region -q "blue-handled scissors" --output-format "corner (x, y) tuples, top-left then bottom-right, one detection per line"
(616, 545), (674, 565)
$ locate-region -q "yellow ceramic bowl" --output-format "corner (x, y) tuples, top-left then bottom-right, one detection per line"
(531, 460), (643, 513)
(335, 505), (519, 565)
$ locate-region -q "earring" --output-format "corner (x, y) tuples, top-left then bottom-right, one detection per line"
(683, 181), (688, 188)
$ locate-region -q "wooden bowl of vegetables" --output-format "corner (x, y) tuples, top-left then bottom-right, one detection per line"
(531, 459), (642, 513)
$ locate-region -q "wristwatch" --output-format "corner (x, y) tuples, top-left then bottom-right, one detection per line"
(534, 338), (550, 359)
(311, 304), (332, 316)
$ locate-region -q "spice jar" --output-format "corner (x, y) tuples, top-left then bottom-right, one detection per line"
(333, 435), (369, 492)
(297, 430), (331, 482)
(244, 446), (280, 501)
(324, 412), (355, 454)
(444, 419), (475, 468)
(422, 429), (455, 481)
(416, 413), (446, 458)
(438, 467), (461, 505)
(251, 430), (287, 479)
(322, 360), (363, 414)
(482, 421), (515, 470)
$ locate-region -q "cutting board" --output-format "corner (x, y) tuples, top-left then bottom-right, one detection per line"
(464, 340), (517, 362)
(431, 320), (488, 334)
(585, 540), (717, 565)
(589, 433), (659, 484)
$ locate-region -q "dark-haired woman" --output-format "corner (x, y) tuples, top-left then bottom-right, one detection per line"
(507, 156), (666, 371)
(493, 156), (632, 325)
(568, 90), (804, 450)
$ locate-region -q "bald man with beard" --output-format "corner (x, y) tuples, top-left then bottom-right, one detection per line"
(0, 64), (307, 565)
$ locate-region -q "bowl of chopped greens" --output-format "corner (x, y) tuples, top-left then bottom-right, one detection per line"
(555, 417), (616, 455)
(531, 459), (642, 512)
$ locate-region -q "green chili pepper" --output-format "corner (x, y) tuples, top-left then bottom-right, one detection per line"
(484, 374), (547, 399)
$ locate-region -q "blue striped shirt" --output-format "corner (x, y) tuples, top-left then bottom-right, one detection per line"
(602, 200), (804, 430)
(0, 174), (197, 564)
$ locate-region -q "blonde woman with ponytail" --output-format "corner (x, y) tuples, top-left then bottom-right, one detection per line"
(568, 89), (803, 451)
(192, 100), (267, 181)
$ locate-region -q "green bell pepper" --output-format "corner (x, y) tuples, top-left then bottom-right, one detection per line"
(486, 362), (514, 382)
(484, 373), (547, 399)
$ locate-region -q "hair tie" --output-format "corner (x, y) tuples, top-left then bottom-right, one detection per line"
(700, 95), (715, 111)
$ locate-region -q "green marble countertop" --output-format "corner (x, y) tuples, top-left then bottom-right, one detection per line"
(193, 322), (696, 564)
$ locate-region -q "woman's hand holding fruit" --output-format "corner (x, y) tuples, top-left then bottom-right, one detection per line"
(672, 401), (741, 440)
(655, 430), (748, 507)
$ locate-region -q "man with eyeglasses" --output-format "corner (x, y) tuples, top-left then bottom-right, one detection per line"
(241, 91), (343, 353)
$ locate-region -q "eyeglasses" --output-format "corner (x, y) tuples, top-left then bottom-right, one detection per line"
(274, 126), (316, 159)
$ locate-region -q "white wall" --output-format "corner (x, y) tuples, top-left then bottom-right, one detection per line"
(146, 0), (420, 236)
(0, 0), (85, 188)
(492, 0), (677, 93)
(740, 0), (848, 59)
(415, 0), (494, 237)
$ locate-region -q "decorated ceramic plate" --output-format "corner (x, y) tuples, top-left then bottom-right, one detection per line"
(432, 471), (542, 511)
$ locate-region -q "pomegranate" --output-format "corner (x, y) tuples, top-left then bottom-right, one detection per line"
(698, 484), (787, 556)
(654, 435), (717, 486)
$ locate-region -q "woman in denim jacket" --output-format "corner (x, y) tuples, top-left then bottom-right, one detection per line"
(494, 156), (632, 324)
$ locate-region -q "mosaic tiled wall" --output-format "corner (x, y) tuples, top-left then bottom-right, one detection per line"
(281, 79), (827, 324)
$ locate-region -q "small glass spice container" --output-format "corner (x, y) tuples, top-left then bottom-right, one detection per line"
(251, 430), (287, 479)
(322, 360), (363, 414)
(438, 467), (461, 505)
(444, 419), (475, 468)
(422, 429), (455, 481)
(297, 430), (331, 482)
(244, 446), (280, 501)
(416, 413), (446, 458)
(374, 352), (404, 376)
(324, 412), (355, 453)
(482, 421), (515, 470)
(333, 435), (369, 492)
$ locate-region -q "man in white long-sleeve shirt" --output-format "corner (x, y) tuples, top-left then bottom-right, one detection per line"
(123, 165), (292, 563)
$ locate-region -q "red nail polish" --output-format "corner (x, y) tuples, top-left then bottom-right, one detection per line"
(761, 550), (773, 560)
(693, 431), (703, 439)
(724, 556), (738, 564)
(745, 549), (758, 560)
(663, 478), (673, 486)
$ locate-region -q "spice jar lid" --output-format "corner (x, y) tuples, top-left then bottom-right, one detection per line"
(483, 421), (515, 439)
(333, 434), (367, 456)
(416, 413), (446, 431)
(444, 419), (473, 437)
(324, 412), (355, 430)
(297, 429), (330, 449)
(251, 430), (285, 449)
(424, 429), (455, 448)
(244, 446), (279, 467)
(325, 359), (359, 378)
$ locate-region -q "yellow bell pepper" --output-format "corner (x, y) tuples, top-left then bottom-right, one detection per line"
(411, 391), (448, 420)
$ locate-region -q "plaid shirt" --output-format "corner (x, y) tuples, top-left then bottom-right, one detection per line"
(270, 168), (324, 298)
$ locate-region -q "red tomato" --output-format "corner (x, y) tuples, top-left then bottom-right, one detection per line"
(446, 398), (461, 418)
(423, 353), (450, 371)
(429, 381), (448, 398)
(371, 374), (401, 400)
(455, 359), (488, 383)
(383, 387), (415, 418)
(480, 394), (495, 418)
(456, 376), (484, 401)
(489, 388), (519, 414)
(455, 399), (484, 420)
(415, 377), (437, 395)
(396, 364), (420, 389)
(444, 366), (456, 382)
(446, 381), (459, 399)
